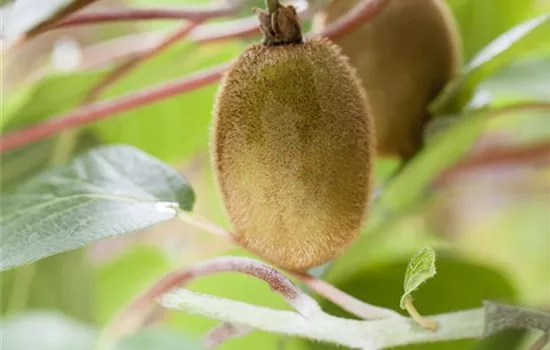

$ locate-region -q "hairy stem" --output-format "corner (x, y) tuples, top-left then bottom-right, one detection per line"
(160, 288), (487, 349)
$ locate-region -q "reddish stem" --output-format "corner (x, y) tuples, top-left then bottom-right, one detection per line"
(106, 257), (319, 339)
(1, 0), (396, 152)
(84, 21), (202, 103)
(293, 273), (401, 319)
(0, 63), (230, 152)
(56, 4), (236, 27)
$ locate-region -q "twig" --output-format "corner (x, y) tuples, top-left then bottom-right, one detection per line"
(294, 272), (402, 320)
(83, 21), (202, 103)
(0, 62), (230, 153)
(160, 288), (487, 349)
(203, 322), (252, 349)
(56, 4), (236, 28)
(102, 257), (320, 345)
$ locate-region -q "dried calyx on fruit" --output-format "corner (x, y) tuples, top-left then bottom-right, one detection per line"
(212, 0), (375, 271)
(315, 0), (461, 162)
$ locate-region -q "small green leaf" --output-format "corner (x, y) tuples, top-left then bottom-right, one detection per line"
(1, 312), (97, 350)
(0, 145), (195, 271)
(400, 247), (437, 309)
(430, 14), (550, 114)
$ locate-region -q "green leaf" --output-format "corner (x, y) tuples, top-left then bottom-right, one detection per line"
(400, 247), (437, 309)
(1, 312), (97, 350)
(431, 14), (550, 114)
(0, 145), (195, 271)
(1, 249), (94, 322)
(3, 0), (97, 41)
(117, 328), (205, 350)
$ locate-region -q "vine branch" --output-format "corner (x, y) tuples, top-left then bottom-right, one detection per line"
(102, 256), (321, 345)
(159, 288), (486, 349)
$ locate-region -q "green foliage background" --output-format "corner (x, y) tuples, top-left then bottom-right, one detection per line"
(1, 0), (549, 349)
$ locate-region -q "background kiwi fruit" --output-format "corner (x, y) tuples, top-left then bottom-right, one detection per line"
(211, 0), (375, 271)
(315, 0), (461, 162)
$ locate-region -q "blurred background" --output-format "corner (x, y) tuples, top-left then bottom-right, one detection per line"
(1, 0), (549, 349)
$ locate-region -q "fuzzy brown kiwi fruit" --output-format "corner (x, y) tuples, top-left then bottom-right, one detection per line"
(211, 0), (374, 271)
(315, 0), (461, 161)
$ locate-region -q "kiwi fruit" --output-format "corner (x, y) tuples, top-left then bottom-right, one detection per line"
(315, 0), (461, 161)
(211, 0), (374, 271)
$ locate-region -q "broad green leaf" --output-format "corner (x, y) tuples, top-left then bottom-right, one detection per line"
(1, 249), (94, 322)
(118, 328), (205, 350)
(0, 145), (195, 271)
(431, 14), (550, 114)
(307, 255), (519, 350)
(1, 312), (97, 350)
(95, 245), (171, 325)
(2, 0), (97, 41)
(400, 247), (437, 309)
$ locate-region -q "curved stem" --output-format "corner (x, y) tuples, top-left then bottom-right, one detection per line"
(173, 213), (399, 320)
(102, 256), (320, 345)
(294, 272), (401, 319)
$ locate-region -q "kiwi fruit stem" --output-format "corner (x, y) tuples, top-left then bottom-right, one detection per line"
(253, 0), (303, 46)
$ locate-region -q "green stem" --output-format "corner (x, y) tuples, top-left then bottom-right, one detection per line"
(159, 288), (485, 349)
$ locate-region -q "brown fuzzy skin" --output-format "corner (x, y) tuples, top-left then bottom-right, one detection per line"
(212, 38), (374, 271)
(316, 0), (461, 160)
